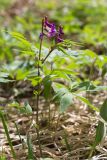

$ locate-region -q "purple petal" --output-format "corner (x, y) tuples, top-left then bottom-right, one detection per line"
(39, 33), (44, 39)
(44, 16), (53, 28)
(58, 25), (64, 36)
(56, 36), (63, 43)
(48, 24), (57, 37)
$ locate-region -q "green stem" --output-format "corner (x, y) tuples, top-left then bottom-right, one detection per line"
(63, 130), (71, 153)
(36, 19), (44, 125)
(36, 128), (42, 156)
(0, 111), (16, 159)
(14, 122), (24, 149)
(42, 49), (53, 64)
(35, 19), (44, 157)
(48, 100), (51, 128)
(27, 132), (35, 160)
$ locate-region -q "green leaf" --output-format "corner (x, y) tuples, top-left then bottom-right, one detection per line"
(10, 32), (25, 39)
(88, 86), (107, 92)
(51, 68), (76, 75)
(57, 46), (68, 56)
(10, 32), (31, 48)
(43, 75), (52, 99)
(100, 99), (107, 122)
(90, 120), (106, 157)
(28, 77), (42, 87)
(0, 155), (6, 160)
(24, 101), (32, 114)
(0, 78), (14, 83)
(83, 50), (97, 58)
(21, 50), (35, 56)
(93, 121), (106, 147)
(102, 64), (107, 77)
(71, 81), (96, 92)
(73, 94), (99, 112)
(16, 69), (29, 80)
(8, 101), (20, 108)
(53, 81), (73, 112)
(60, 93), (73, 112)
(58, 40), (82, 48)
(51, 69), (72, 80)
(53, 83), (69, 101)
(0, 72), (9, 78)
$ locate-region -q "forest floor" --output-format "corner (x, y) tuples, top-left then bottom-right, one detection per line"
(0, 78), (107, 159)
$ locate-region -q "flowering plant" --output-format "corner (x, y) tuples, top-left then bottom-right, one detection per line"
(2, 16), (106, 159)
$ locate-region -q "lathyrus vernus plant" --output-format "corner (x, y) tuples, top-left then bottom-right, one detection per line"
(2, 16), (107, 159)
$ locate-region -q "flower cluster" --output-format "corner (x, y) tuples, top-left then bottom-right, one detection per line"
(40, 16), (64, 43)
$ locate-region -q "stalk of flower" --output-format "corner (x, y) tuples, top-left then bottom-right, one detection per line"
(39, 17), (64, 64)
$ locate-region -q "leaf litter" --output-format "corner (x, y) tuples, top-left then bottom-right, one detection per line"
(0, 82), (107, 160)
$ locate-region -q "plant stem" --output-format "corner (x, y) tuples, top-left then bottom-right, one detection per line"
(36, 19), (44, 157)
(42, 48), (53, 64)
(36, 127), (42, 156)
(48, 100), (51, 128)
(55, 114), (61, 133)
(36, 20), (44, 124)
(63, 130), (71, 153)
(27, 132), (35, 160)
(14, 122), (24, 149)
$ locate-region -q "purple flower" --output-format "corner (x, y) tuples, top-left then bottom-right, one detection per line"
(39, 16), (64, 43)
(56, 25), (64, 43)
(39, 33), (44, 39)
(58, 25), (64, 36)
(56, 36), (64, 43)
(48, 24), (56, 38)
(44, 16), (53, 28)
(43, 17), (57, 38)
